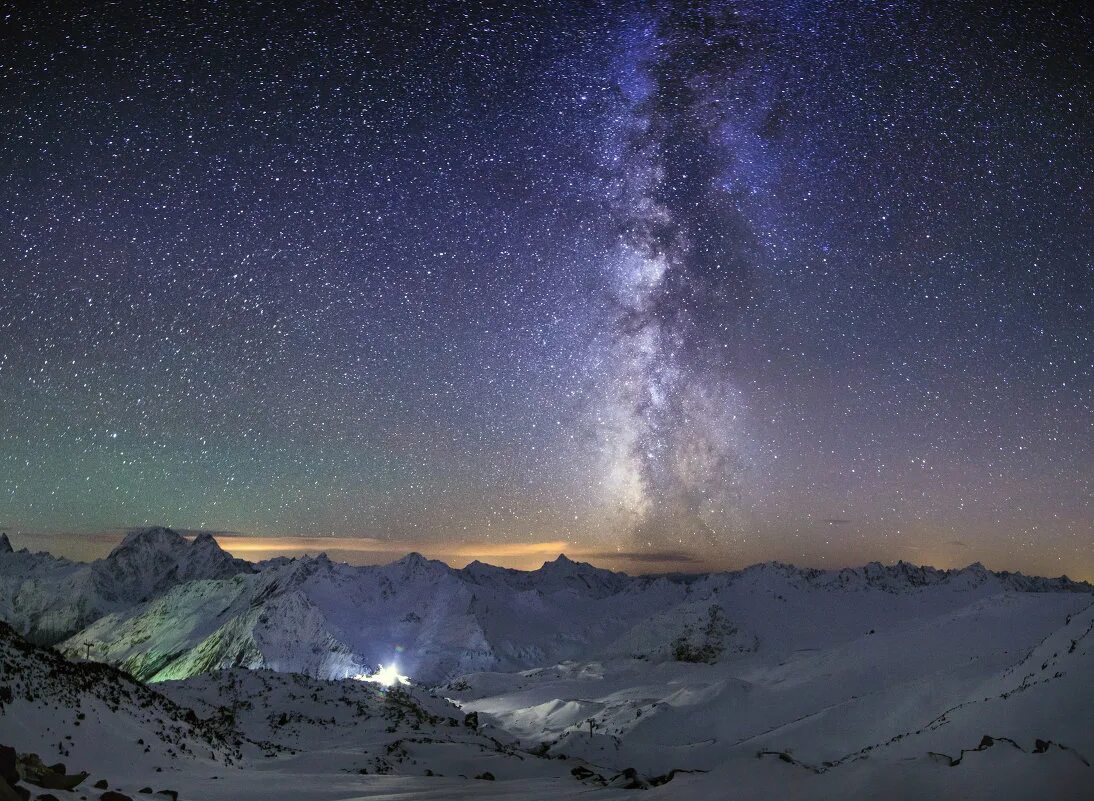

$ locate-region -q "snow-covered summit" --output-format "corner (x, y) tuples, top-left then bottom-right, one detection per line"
(96, 526), (251, 595)
(96, 527), (253, 602)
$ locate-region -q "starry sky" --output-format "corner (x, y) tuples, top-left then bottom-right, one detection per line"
(1, 0), (1090, 578)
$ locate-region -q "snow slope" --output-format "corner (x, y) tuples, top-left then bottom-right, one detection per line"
(0, 619), (238, 798)
(649, 599), (1094, 800)
(2, 598), (1088, 800)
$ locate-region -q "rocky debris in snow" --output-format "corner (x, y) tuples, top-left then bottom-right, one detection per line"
(0, 745), (88, 801)
(672, 604), (737, 663)
(0, 621), (240, 769)
(606, 767), (647, 789)
(15, 752), (87, 790)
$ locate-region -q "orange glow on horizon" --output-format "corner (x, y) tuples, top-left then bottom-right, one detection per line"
(207, 534), (573, 570)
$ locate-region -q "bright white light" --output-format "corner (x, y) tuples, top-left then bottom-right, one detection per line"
(355, 663), (409, 688)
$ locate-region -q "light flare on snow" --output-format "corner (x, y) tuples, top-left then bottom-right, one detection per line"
(354, 663), (409, 688)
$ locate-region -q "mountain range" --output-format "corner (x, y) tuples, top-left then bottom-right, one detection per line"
(1, 528), (1087, 685)
(0, 527), (1090, 800)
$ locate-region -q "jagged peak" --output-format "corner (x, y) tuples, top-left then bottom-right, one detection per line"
(734, 560), (801, 578)
(103, 526), (253, 580)
(390, 552), (446, 572)
(110, 526), (186, 556)
(540, 553), (583, 571)
(462, 558), (501, 573)
(0, 533), (11, 554)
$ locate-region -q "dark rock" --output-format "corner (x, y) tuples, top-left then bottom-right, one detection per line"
(0, 746), (16, 784)
(24, 767), (88, 792)
(100, 792), (133, 801)
(978, 735), (994, 749)
(1034, 739), (1051, 753)
(0, 777), (23, 801)
(463, 712), (478, 729)
(155, 793), (177, 801)
(44, 765), (64, 776)
(609, 768), (648, 789)
(138, 790), (153, 795)
(93, 781), (108, 790)
(474, 772), (495, 781)
(36, 794), (61, 801)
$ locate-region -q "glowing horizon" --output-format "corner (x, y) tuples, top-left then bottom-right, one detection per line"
(2, 528), (1089, 582)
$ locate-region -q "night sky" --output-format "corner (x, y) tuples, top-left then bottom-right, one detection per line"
(1, 1), (1090, 577)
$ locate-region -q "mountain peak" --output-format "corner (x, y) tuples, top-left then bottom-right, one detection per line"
(0, 533), (11, 554)
(542, 553), (577, 569)
(391, 552), (446, 574)
(113, 526), (186, 554)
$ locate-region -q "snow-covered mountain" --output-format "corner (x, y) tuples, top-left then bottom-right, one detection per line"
(0, 527), (253, 644)
(2, 532), (1076, 686)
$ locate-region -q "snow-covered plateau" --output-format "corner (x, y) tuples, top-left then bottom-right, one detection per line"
(0, 527), (1089, 799)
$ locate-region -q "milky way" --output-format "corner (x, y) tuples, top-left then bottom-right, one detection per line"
(592, 4), (765, 553)
(0, 1), (1090, 577)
